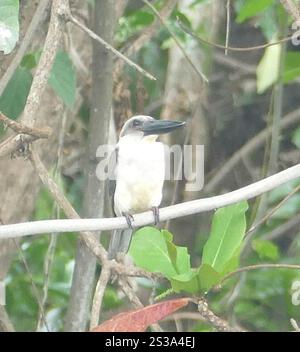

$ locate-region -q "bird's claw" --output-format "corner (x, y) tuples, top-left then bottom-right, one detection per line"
(123, 212), (134, 229)
(151, 206), (160, 226)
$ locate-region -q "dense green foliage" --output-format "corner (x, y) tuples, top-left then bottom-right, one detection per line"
(2, 0), (300, 332)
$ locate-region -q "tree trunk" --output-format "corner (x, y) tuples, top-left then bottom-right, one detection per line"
(64, 0), (116, 332)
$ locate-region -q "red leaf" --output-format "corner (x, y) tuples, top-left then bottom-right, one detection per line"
(92, 298), (190, 332)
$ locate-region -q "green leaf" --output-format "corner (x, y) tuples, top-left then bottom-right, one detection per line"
(173, 10), (191, 29)
(161, 229), (191, 275)
(129, 10), (154, 27)
(236, 0), (274, 23)
(48, 51), (76, 107)
(0, 0), (19, 54)
(0, 67), (32, 119)
(116, 9), (154, 43)
(21, 51), (41, 70)
(129, 227), (179, 278)
(283, 52), (300, 83)
(202, 201), (248, 273)
(130, 227), (191, 280)
(171, 264), (221, 294)
(256, 40), (281, 93)
(252, 239), (279, 261)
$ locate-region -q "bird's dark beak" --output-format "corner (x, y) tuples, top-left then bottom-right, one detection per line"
(142, 120), (185, 136)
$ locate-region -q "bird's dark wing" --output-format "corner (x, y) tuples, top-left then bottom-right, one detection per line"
(107, 146), (118, 216)
(106, 146), (133, 259)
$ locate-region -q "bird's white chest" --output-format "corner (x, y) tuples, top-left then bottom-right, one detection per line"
(114, 138), (165, 214)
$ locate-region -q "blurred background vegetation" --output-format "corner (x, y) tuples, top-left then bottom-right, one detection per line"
(1, 0), (300, 332)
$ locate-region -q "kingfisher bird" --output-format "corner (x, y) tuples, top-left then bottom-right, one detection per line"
(108, 115), (185, 259)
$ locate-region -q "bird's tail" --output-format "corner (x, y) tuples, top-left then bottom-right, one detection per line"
(108, 228), (133, 259)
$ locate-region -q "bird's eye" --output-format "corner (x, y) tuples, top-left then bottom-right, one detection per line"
(132, 120), (140, 127)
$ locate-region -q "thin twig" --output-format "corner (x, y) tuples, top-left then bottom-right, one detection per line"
(263, 213), (300, 241)
(115, 0), (177, 77)
(225, 0), (230, 55)
(178, 18), (293, 52)
(143, 0), (208, 83)
(90, 266), (111, 330)
(67, 13), (156, 81)
(220, 263), (300, 285)
(12, 239), (49, 331)
(247, 182), (300, 235)
(0, 0), (50, 97)
(37, 233), (58, 331)
(37, 110), (68, 330)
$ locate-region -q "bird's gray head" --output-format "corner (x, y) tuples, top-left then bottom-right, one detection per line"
(120, 115), (185, 139)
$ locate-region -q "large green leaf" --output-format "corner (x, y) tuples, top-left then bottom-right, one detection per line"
(129, 227), (191, 280)
(48, 51), (76, 108)
(236, 0), (274, 23)
(0, 0), (19, 54)
(256, 41), (281, 93)
(0, 67), (32, 119)
(129, 227), (179, 278)
(202, 201), (248, 273)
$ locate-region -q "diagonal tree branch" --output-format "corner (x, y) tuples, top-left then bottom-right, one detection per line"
(280, 0), (300, 21)
(0, 112), (51, 139)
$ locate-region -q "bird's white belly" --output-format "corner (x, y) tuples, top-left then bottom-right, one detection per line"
(114, 140), (165, 215)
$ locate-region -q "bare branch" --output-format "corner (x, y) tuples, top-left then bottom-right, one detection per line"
(21, 0), (69, 127)
(247, 183), (300, 235)
(2, 162), (300, 238)
(178, 18), (293, 52)
(220, 264), (300, 285)
(90, 267), (111, 330)
(67, 13), (156, 81)
(197, 297), (244, 332)
(0, 112), (51, 139)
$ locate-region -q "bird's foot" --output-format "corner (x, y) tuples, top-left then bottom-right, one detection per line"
(122, 212), (134, 229)
(151, 206), (160, 226)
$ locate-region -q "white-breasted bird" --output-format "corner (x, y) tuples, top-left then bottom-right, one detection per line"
(108, 115), (185, 259)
